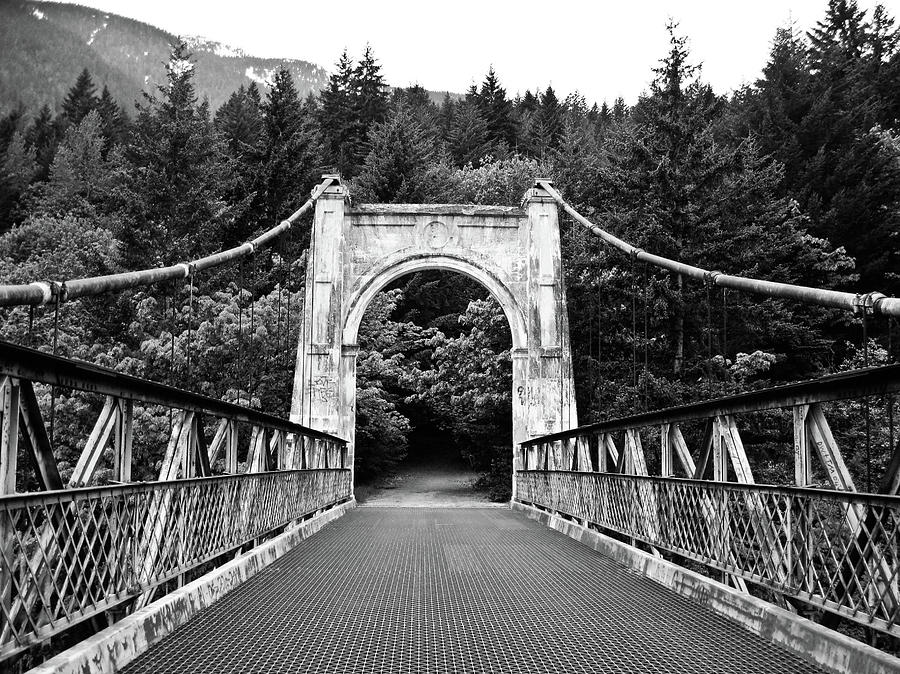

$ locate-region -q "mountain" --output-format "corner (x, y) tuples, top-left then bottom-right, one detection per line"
(0, 0), (330, 116)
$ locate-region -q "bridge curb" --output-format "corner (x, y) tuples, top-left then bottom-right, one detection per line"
(26, 498), (357, 674)
(511, 501), (900, 674)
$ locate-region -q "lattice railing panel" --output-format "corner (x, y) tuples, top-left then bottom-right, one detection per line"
(516, 471), (900, 635)
(0, 469), (351, 659)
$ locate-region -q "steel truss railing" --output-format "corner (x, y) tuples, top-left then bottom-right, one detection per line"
(0, 340), (351, 661)
(516, 363), (900, 637)
(516, 471), (900, 636)
(0, 469), (351, 660)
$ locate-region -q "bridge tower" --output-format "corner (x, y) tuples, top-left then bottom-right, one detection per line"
(290, 176), (577, 493)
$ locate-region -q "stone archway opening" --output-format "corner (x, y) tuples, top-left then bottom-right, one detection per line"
(290, 177), (578, 501)
(351, 268), (514, 505)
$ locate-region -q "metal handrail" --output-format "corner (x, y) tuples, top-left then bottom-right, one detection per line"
(0, 468), (348, 508)
(516, 469), (900, 507)
(0, 340), (345, 444)
(0, 176), (338, 307)
(521, 363), (900, 447)
(536, 179), (900, 317)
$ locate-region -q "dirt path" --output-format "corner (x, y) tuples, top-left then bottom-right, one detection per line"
(358, 459), (504, 508)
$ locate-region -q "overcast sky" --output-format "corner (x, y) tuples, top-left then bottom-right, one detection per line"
(53, 0), (870, 104)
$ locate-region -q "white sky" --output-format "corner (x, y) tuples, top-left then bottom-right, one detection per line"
(52, 0), (874, 104)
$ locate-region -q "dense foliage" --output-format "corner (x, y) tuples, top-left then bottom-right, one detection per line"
(2, 1), (899, 500)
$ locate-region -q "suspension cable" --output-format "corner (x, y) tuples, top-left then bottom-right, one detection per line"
(238, 260), (244, 407)
(248, 253), (256, 408)
(643, 261), (649, 410)
(284, 225), (294, 371)
(863, 311), (871, 492)
(535, 180), (900, 318)
(889, 316), (895, 485)
(186, 273), (194, 391)
(48, 295), (61, 451)
(722, 288), (728, 362)
(0, 177), (337, 308)
(275, 236), (284, 373)
(630, 254), (637, 402)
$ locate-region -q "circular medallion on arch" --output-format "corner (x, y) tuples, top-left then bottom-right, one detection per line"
(416, 220), (459, 250)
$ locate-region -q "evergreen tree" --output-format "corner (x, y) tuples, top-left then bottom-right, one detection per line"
(261, 66), (323, 225)
(600, 21), (852, 382)
(736, 4), (900, 294)
(351, 45), (389, 169)
(0, 131), (36, 229)
(61, 69), (98, 126)
(319, 49), (356, 175)
(35, 110), (124, 217)
(96, 85), (127, 150)
(122, 41), (234, 266)
(474, 67), (517, 150)
(214, 84), (265, 246)
(539, 85), (563, 149)
(520, 90), (539, 115)
(26, 104), (59, 180)
(215, 85), (264, 157)
(354, 104), (441, 203)
(447, 100), (492, 167)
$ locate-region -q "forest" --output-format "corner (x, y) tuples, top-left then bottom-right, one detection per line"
(0, 1), (898, 501)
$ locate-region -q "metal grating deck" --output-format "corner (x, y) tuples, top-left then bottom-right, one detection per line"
(122, 507), (826, 673)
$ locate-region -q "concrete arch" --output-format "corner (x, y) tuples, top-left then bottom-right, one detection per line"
(290, 179), (578, 497)
(342, 252), (528, 350)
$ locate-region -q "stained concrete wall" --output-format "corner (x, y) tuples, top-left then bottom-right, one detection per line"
(290, 177), (577, 494)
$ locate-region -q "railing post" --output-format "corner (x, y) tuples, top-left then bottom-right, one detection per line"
(114, 399), (133, 482)
(0, 378), (19, 625)
(1, 378), (20, 496)
(793, 405), (812, 592)
(661, 423), (672, 477)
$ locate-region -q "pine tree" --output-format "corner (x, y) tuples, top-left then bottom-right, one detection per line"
(215, 85), (264, 156)
(36, 110), (123, 217)
(319, 49), (356, 175)
(0, 131), (37, 229)
(603, 21), (852, 379)
(123, 41), (234, 266)
(261, 67), (322, 224)
(808, 0), (868, 75)
(26, 105), (59, 180)
(351, 45), (389, 169)
(539, 86), (563, 150)
(447, 100), (492, 167)
(61, 69), (98, 126)
(96, 86), (127, 150)
(475, 68), (517, 150)
(215, 84), (266, 246)
(354, 105), (439, 203)
(520, 90), (539, 115)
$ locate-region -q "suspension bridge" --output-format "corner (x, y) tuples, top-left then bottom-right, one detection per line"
(1, 175), (900, 673)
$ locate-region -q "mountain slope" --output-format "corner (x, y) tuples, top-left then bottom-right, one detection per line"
(0, 1), (330, 115)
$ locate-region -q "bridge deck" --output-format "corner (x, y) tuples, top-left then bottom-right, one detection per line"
(122, 507), (824, 673)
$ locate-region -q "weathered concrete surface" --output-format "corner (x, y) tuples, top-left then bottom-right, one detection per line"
(26, 499), (356, 674)
(512, 501), (900, 674)
(290, 179), (579, 495)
